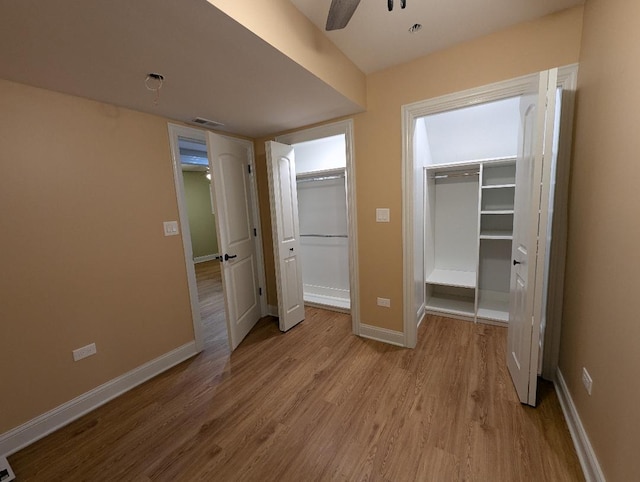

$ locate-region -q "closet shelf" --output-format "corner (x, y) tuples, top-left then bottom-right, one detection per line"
(426, 294), (475, 317)
(479, 230), (513, 240)
(477, 291), (510, 322)
(480, 209), (514, 215)
(426, 269), (476, 288)
(481, 183), (515, 190)
(425, 156), (515, 172)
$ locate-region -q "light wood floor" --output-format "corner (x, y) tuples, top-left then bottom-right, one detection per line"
(194, 260), (228, 346)
(9, 262), (583, 481)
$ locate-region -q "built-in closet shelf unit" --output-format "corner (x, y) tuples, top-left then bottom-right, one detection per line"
(425, 157), (516, 325)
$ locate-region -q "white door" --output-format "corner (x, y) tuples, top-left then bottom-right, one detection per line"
(207, 132), (262, 350)
(266, 141), (305, 331)
(507, 69), (558, 405)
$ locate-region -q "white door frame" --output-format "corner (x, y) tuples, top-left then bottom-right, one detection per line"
(276, 119), (361, 336)
(167, 123), (268, 352)
(541, 67), (578, 380)
(401, 65), (578, 352)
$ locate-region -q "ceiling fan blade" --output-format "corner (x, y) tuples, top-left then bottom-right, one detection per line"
(326, 0), (361, 31)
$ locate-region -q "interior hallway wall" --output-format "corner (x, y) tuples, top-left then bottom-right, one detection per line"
(182, 170), (218, 258)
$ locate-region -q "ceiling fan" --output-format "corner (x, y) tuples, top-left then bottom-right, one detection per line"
(326, 0), (406, 31)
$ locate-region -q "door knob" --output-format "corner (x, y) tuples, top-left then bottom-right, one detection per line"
(224, 253), (238, 261)
(513, 259), (521, 266)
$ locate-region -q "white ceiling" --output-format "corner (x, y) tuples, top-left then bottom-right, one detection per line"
(0, 0), (584, 139)
(0, 0), (362, 138)
(290, 0), (584, 73)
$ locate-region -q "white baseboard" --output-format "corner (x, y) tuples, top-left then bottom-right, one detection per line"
(267, 304), (279, 317)
(0, 341), (198, 458)
(555, 369), (606, 482)
(359, 323), (405, 347)
(193, 253), (220, 264)
(417, 305), (426, 328)
(304, 300), (350, 314)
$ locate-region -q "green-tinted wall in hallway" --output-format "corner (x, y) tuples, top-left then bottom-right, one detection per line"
(183, 170), (218, 258)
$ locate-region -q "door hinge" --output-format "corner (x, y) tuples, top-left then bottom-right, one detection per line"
(259, 287), (262, 296)
(248, 164), (252, 174)
(253, 228), (257, 237)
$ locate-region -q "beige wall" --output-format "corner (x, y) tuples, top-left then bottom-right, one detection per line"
(208, 0), (366, 109)
(255, 7), (583, 329)
(0, 79), (194, 433)
(354, 7), (583, 331)
(560, 0), (640, 479)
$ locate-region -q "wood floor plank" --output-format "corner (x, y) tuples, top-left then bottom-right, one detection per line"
(8, 262), (584, 481)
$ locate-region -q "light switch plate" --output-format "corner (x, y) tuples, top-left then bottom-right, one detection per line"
(163, 221), (179, 236)
(376, 208), (390, 223)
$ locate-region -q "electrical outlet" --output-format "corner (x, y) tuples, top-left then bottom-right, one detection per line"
(73, 343), (97, 362)
(582, 367), (593, 395)
(376, 208), (390, 223)
(377, 297), (391, 308)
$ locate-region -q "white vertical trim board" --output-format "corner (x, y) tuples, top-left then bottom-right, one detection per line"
(245, 139), (269, 318)
(542, 64), (579, 380)
(359, 324), (405, 347)
(555, 369), (606, 482)
(167, 123), (207, 353)
(0, 342), (198, 458)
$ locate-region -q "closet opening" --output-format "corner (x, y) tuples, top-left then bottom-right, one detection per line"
(273, 119), (360, 333)
(420, 95), (523, 325)
(418, 84), (564, 330)
(403, 66), (579, 405)
(293, 135), (350, 311)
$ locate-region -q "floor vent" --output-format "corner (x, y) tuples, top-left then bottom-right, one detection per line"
(189, 117), (224, 128)
(0, 456), (15, 481)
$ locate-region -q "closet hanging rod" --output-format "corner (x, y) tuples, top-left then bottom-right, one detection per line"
(430, 171), (479, 180)
(296, 174), (345, 183)
(300, 234), (348, 238)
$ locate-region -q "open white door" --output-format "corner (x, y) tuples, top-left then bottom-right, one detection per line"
(266, 141), (305, 331)
(207, 132), (262, 350)
(508, 69), (558, 405)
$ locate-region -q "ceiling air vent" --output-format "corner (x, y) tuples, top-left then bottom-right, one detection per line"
(189, 117), (224, 128)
